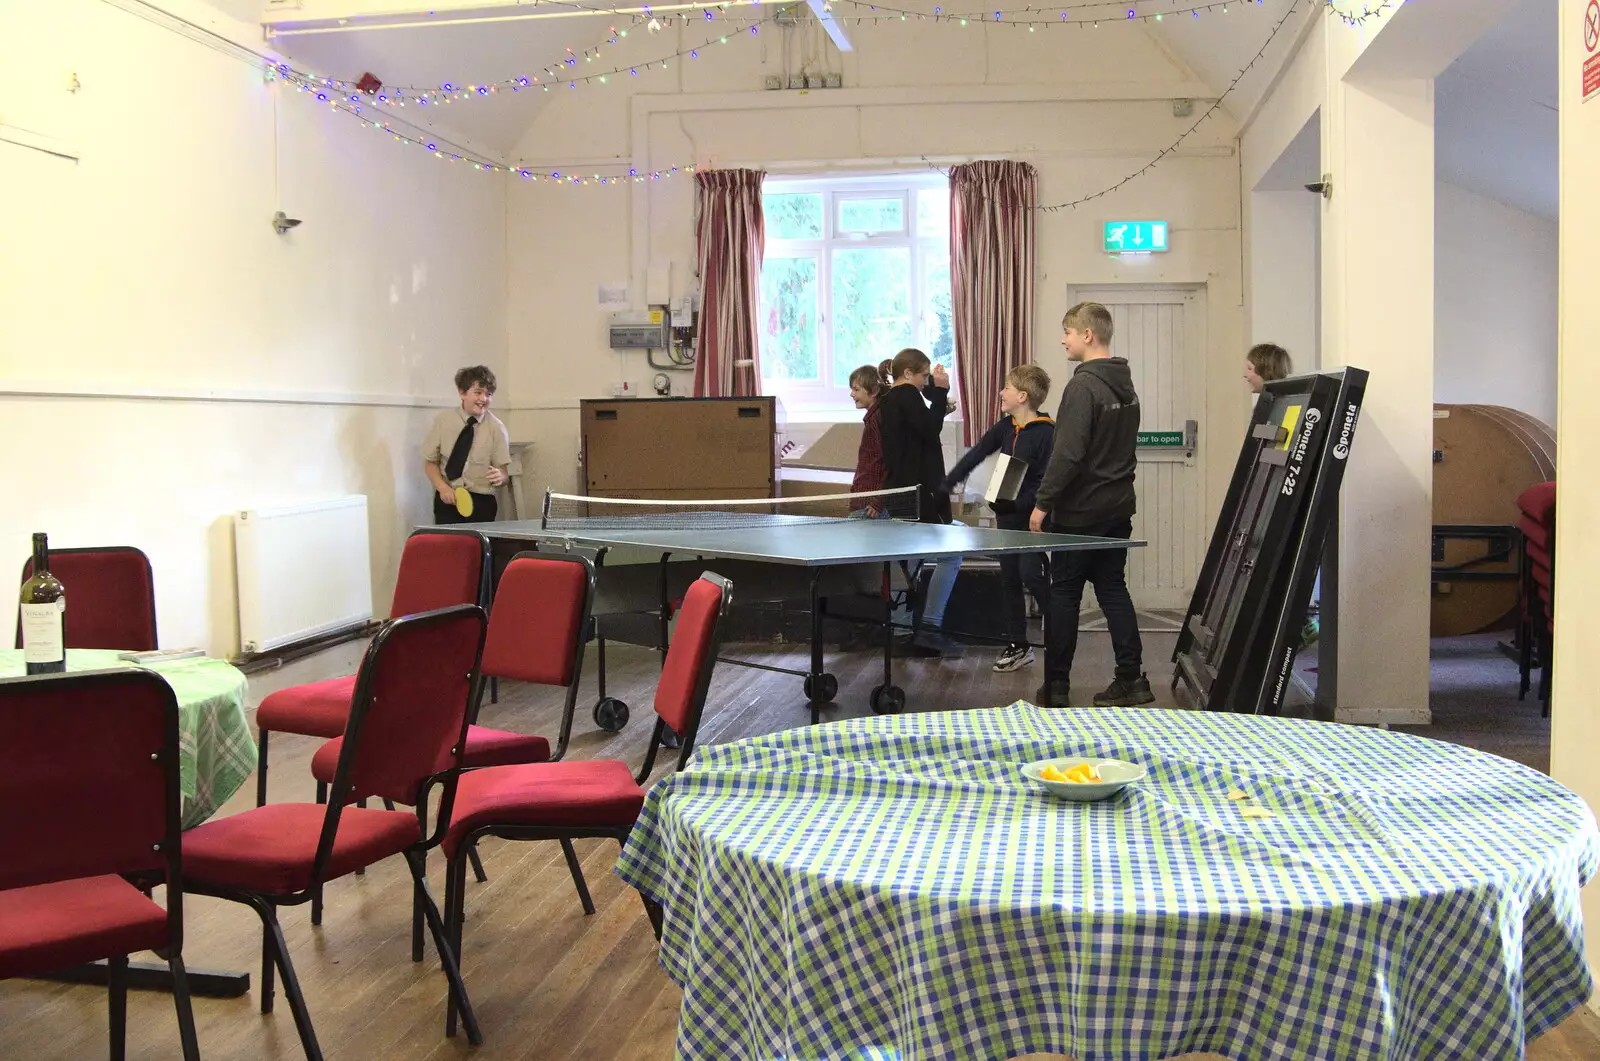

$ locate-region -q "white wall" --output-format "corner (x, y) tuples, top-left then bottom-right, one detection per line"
(0, 0), (507, 655)
(501, 19), (1248, 521)
(1556, 0), (1600, 1015)
(1434, 179), (1558, 425)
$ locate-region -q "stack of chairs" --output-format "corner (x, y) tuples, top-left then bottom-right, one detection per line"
(1515, 481), (1556, 715)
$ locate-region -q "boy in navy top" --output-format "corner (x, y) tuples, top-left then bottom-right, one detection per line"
(941, 364), (1054, 672)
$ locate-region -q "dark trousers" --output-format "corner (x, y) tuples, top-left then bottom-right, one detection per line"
(1045, 517), (1142, 686)
(999, 551), (1048, 646)
(432, 492), (498, 525)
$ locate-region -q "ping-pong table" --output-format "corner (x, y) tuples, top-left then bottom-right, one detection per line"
(469, 502), (1143, 724)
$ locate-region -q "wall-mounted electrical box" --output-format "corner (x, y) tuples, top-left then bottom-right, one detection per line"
(608, 308), (670, 350)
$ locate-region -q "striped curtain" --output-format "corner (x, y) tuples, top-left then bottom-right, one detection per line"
(949, 160), (1037, 445)
(693, 169), (766, 397)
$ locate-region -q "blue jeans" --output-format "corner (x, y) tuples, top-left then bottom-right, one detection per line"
(918, 519), (966, 631)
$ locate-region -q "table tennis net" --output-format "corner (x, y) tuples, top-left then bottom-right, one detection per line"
(541, 486), (921, 530)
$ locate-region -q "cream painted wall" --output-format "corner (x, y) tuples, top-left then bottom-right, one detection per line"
(0, 0), (507, 655)
(1434, 179), (1558, 426)
(502, 17), (1248, 528)
(1248, 188), (1320, 373)
(1556, 0), (1600, 1016)
(1238, 8), (1440, 725)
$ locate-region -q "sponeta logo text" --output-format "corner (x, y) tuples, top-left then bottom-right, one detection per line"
(1332, 404), (1358, 460)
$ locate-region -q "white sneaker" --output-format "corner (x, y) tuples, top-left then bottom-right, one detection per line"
(992, 644), (1035, 672)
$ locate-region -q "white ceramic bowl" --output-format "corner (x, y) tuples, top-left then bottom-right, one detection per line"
(1021, 757), (1146, 802)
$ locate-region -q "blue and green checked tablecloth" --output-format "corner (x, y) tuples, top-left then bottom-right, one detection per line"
(0, 649), (255, 829)
(616, 705), (1600, 1061)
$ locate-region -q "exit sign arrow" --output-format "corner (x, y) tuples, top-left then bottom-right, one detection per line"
(1103, 220), (1169, 254)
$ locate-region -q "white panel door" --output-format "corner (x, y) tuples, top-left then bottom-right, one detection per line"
(1063, 286), (1206, 610)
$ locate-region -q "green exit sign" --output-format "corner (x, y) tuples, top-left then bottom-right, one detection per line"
(1103, 220), (1169, 254)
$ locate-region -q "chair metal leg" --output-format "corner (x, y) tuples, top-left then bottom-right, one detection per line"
(408, 850), (481, 1046)
(107, 954), (128, 1061)
(167, 953), (202, 1061)
(312, 782), (328, 922)
(444, 852), (472, 1039)
(468, 842), (488, 884)
(560, 839), (595, 915)
(411, 866), (426, 964)
(255, 729), (270, 807)
(252, 898), (324, 1061)
(259, 906), (276, 1014)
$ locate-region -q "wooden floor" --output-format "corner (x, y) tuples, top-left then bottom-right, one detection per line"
(3, 629), (1597, 1061)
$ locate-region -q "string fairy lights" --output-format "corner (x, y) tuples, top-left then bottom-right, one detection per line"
(920, 0), (1304, 210)
(269, 0), (1378, 192)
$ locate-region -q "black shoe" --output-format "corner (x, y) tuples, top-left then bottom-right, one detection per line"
(1033, 681), (1071, 708)
(893, 631), (960, 658)
(1092, 674), (1155, 706)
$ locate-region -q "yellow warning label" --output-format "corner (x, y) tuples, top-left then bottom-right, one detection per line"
(1277, 405), (1303, 450)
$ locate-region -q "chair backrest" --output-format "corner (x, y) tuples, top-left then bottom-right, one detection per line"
(389, 529), (489, 620)
(315, 605), (486, 872)
(478, 552), (595, 760)
(16, 546), (157, 651)
(0, 669), (184, 937)
(640, 572), (732, 780)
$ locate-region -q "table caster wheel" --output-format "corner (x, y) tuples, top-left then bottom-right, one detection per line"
(593, 697), (629, 732)
(803, 673), (839, 703)
(870, 685), (905, 714)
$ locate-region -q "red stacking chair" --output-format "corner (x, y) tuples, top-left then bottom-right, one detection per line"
(0, 669), (200, 1061)
(1516, 481), (1556, 715)
(307, 552), (599, 956)
(16, 546), (158, 651)
(182, 604), (489, 1060)
(437, 571), (731, 1038)
(253, 527), (489, 807)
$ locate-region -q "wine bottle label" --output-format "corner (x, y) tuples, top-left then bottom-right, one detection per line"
(20, 603), (65, 664)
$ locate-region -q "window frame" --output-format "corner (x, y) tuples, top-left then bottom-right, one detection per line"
(759, 173), (954, 419)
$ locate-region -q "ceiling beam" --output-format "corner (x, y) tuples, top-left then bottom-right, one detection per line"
(805, 0), (853, 52)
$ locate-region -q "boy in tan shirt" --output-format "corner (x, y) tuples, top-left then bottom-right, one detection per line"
(422, 365), (511, 524)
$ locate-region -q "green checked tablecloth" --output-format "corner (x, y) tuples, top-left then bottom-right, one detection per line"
(616, 705), (1600, 1061)
(0, 649), (255, 829)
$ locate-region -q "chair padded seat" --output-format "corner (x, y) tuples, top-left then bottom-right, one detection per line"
(256, 675), (356, 739)
(461, 726), (551, 769)
(1517, 481), (1556, 524)
(444, 760), (644, 858)
(182, 803), (420, 895)
(0, 876), (167, 979)
(311, 726), (551, 792)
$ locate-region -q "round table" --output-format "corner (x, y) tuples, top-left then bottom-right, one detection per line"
(616, 705), (1599, 1061)
(0, 649), (254, 828)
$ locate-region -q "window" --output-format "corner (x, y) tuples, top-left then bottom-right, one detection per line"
(759, 175), (954, 417)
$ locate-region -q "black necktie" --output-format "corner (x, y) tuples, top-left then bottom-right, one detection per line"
(444, 416), (477, 481)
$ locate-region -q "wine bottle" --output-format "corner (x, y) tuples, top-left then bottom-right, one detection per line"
(19, 532), (66, 675)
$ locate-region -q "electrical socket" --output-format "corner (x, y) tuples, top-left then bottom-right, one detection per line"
(805, 74), (822, 89)
(788, 75), (806, 90)
(823, 72), (841, 89)
(764, 75), (782, 90)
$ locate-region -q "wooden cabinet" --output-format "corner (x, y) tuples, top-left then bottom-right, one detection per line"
(580, 397), (777, 500)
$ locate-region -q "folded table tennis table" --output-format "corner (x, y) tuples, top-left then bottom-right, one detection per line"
(469, 508), (1142, 724)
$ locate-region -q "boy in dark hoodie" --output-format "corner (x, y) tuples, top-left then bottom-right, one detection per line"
(1029, 302), (1152, 708)
(941, 364), (1055, 672)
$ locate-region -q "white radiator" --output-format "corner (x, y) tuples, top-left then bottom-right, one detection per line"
(234, 495), (374, 654)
